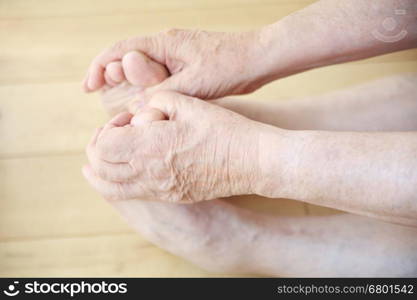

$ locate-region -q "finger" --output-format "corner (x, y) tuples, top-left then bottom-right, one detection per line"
(86, 144), (138, 182)
(94, 160), (138, 182)
(103, 111), (133, 131)
(86, 36), (161, 92)
(122, 51), (169, 87)
(87, 64), (106, 92)
(106, 61), (125, 84)
(94, 112), (138, 163)
(88, 127), (104, 149)
(82, 164), (139, 200)
(96, 126), (139, 163)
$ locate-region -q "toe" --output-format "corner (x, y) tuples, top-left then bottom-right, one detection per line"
(87, 64), (105, 91)
(122, 51), (169, 87)
(104, 69), (118, 87)
(131, 106), (166, 126)
(106, 61), (125, 84)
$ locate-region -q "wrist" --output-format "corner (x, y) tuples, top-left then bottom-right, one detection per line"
(234, 27), (283, 93)
(257, 16), (336, 81)
(252, 123), (309, 199)
(255, 21), (301, 81)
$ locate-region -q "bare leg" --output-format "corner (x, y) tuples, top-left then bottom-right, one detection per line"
(107, 198), (417, 277)
(214, 73), (417, 131)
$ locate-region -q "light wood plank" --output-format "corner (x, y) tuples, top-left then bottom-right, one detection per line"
(0, 0), (315, 19)
(0, 155), (131, 240)
(0, 233), (230, 277)
(0, 154), (306, 240)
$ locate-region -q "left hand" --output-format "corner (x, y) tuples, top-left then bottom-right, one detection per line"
(84, 91), (262, 203)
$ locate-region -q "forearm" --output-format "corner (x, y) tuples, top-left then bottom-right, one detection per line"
(248, 213), (417, 276)
(255, 126), (417, 223)
(257, 0), (417, 83)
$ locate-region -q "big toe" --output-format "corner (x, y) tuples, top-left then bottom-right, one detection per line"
(122, 51), (169, 87)
(130, 106), (166, 126)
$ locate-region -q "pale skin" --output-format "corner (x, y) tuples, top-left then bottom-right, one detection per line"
(85, 56), (417, 224)
(84, 59), (417, 277)
(82, 0), (417, 276)
(84, 73), (417, 276)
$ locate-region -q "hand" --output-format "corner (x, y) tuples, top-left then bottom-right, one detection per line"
(84, 91), (263, 203)
(83, 29), (268, 99)
(83, 101), (263, 274)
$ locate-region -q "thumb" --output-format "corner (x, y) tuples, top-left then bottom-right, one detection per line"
(146, 91), (197, 121)
(144, 71), (187, 97)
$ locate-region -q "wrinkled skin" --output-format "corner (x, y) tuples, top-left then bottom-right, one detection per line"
(84, 91), (262, 203)
(86, 91), (260, 273)
(84, 29), (266, 99)
(84, 69), (417, 276)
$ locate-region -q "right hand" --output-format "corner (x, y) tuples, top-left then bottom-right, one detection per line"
(84, 29), (269, 99)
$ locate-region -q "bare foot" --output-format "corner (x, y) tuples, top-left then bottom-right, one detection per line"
(100, 51), (168, 116)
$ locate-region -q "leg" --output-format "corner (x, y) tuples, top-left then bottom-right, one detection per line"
(105, 196), (417, 277)
(214, 72), (417, 131)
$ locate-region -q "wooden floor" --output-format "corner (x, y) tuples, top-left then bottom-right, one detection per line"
(1, 0), (416, 277)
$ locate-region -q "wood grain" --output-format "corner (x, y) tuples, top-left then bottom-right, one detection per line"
(0, 0), (413, 277)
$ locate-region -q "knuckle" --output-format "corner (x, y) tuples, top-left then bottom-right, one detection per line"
(95, 128), (132, 161)
(131, 35), (152, 49)
(110, 39), (126, 53)
(162, 28), (184, 37)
